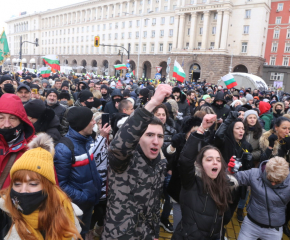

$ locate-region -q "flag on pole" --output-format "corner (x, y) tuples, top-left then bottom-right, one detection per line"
(173, 60), (186, 82)
(114, 64), (127, 70)
(39, 67), (51, 78)
(221, 73), (237, 89)
(0, 30), (10, 66)
(42, 55), (60, 70)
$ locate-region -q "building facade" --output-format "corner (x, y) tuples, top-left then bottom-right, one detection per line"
(6, 0), (270, 82)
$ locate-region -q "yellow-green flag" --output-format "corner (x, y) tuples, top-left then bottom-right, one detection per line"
(0, 30), (10, 66)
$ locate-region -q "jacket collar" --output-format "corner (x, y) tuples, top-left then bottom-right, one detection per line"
(67, 126), (93, 144)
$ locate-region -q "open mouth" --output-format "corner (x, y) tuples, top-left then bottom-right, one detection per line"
(212, 168), (218, 173)
(150, 148), (158, 154)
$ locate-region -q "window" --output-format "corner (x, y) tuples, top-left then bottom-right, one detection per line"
(97, 25), (100, 31)
(81, 27), (84, 33)
(245, 10), (251, 19)
(87, 26), (89, 32)
(122, 33), (124, 39)
(109, 23), (112, 29)
(161, 17), (165, 25)
(115, 33), (118, 39)
(159, 43), (163, 52)
(103, 24), (106, 30)
(109, 34), (111, 40)
(129, 21), (132, 27)
(276, 17), (282, 24)
(283, 57), (289, 66)
(81, 36), (84, 42)
(151, 43), (154, 52)
(115, 23), (118, 29)
(210, 42), (215, 49)
(128, 32), (132, 39)
(270, 72), (284, 80)
(164, 6), (168, 11)
(135, 44), (139, 52)
(152, 18), (156, 25)
(189, 15), (191, 22)
(287, 29), (290, 39)
(155, 7), (159, 12)
(273, 29), (280, 39)
(170, 16), (174, 24)
(168, 43), (172, 52)
(213, 12), (217, 20)
(277, 3), (283, 11)
(199, 27), (203, 35)
(186, 42), (189, 49)
(241, 42), (248, 53)
(243, 25), (249, 34)
(197, 42), (201, 49)
(285, 43), (290, 52)
(169, 29), (173, 37)
(137, 20), (140, 27)
(160, 30), (164, 37)
(86, 36), (89, 42)
(92, 25), (95, 31)
(188, 28), (190, 35)
(212, 26), (216, 35)
(136, 31), (139, 38)
(173, 5), (177, 10)
(102, 34), (105, 40)
(144, 19), (148, 26)
(122, 22), (125, 28)
(143, 44), (146, 52)
(72, 37), (74, 43)
(201, 14), (204, 21)
(151, 30), (155, 37)
(143, 31), (147, 38)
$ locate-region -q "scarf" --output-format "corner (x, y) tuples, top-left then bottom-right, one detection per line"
(21, 187), (75, 240)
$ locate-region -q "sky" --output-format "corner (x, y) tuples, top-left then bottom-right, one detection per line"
(0, 0), (85, 31)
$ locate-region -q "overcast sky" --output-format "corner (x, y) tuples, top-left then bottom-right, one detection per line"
(0, 0), (85, 32)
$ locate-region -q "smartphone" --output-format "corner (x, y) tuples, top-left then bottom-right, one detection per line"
(102, 113), (110, 128)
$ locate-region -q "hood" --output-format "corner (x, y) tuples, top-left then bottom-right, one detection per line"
(77, 81), (88, 92)
(0, 94), (35, 141)
(272, 102), (285, 115)
(213, 92), (226, 104)
(260, 129), (280, 156)
(259, 101), (271, 116)
(111, 88), (123, 99)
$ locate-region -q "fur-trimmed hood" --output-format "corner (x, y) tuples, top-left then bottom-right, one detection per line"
(272, 102), (285, 115)
(260, 129), (280, 156)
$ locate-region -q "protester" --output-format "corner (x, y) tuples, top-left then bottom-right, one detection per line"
(45, 89), (66, 122)
(172, 87), (190, 117)
(103, 89), (123, 118)
(259, 101), (273, 131)
(16, 84), (32, 105)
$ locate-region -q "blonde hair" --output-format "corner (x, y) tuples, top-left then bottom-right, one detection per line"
(266, 157), (289, 183)
(91, 90), (102, 99)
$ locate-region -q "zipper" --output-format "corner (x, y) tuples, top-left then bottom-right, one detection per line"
(203, 193), (208, 213)
(210, 210), (218, 237)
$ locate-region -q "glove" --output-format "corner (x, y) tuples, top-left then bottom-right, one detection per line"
(268, 134), (278, 148)
(171, 133), (185, 148)
(284, 136), (290, 150)
(224, 111), (240, 125)
(241, 152), (253, 170)
(228, 156), (236, 174)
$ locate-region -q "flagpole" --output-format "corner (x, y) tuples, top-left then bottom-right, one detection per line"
(229, 52), (233, 73)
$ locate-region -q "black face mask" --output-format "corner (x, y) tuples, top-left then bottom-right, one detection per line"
(113, 98), (122, 104)
(214, 102), (224, 109)
(10, 189), (47, 215)
(102, 93), (107, 97)
(276, 109), (282, 115)
(3, 84), (15, 94)
(0, 123), (24, 142)
(85, 101), (94, 109)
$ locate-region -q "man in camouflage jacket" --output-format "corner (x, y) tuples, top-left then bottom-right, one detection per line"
(102, 84), (172, 240)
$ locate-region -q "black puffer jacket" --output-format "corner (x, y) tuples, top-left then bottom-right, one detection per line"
(211, 92), (230, 120)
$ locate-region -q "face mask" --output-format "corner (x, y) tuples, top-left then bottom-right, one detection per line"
(93, 124), (98, 132)
(85, 101), (94, 109)
(111, 87), (115, 89)
(98, 106), (102, 111)
(60, 100), (68, 105)
(113, 98), (122, 104)
(10, 189), (47, 215)
(0, 123), (23, 142)
(3, 84), (15, 94)
(215, 103), (224, 109)
(276, 109), (282, 114)
(81, 85), (86, 90)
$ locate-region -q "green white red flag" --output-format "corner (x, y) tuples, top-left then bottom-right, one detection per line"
(221, 73), (237, 89)
(39, 67), (51, 78)
(42, 55), (60, 71)
(114, 64), (127, 70)
(173, 60), (186, 82)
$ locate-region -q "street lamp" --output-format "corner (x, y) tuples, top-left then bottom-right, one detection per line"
(124, 11), (154, 79)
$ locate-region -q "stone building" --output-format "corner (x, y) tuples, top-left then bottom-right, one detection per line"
(5, 0), (270, 82)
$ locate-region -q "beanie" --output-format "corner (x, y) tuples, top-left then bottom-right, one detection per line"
(59, 90), (71, 100)
(0, 75), (12, 84)
(24, 99), (46, 119)
(202, 94), (211, 100)
(61, 81), (69, 89)
(30, 83), (40, 91)
(67, 107), (93, 132)
(139, 88), (149, 97)
(101, 84), (108, 90)
(244, 110), (258, 120)
(46, 88), (59, 98)
(93, 98), (101, 108)
(245, 94), (253, 102)
(78, 90), (93, 102)
(10, 133), (56, 184)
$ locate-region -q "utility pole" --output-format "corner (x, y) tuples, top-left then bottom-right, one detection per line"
(19, 37), (39, 70)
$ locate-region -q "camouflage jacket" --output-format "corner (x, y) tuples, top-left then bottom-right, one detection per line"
(102, 107), (167, 240)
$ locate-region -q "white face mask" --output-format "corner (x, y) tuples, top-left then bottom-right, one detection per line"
(93, 124), (98, 133)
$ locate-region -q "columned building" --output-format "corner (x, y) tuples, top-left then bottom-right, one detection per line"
(6, 0), (270, 82)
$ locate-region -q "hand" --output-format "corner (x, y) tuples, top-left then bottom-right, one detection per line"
(241, 152), (253, 170)
(115, 101), (120, 109)
(201, 114), (217, 129)
(171, 133), (185, 148)
(268, 134), (278, 148)
(228, 156), (236, 174)
(217, 118), (223, 124)
(224, 111), (240, 125)
(167, 170), (172, 175)
(145, 84), (172, 112)
(100, 123), (111, 138)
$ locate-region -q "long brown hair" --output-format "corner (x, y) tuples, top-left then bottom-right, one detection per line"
(0, 170), (82, 240)
(195, 145), (232, 214)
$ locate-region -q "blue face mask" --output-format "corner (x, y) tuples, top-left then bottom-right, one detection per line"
(111, 87), (115, 89)
(98, 106), (102, 111)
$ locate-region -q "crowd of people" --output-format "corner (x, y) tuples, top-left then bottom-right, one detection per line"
(1, 70), (290, 240)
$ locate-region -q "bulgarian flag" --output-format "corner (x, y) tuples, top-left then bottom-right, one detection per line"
(173, 60), (186, 82)
(114, 64), (127, 70)
(42, 55), (60, 71)
(39, 67), (51, 78)
(222, 73), (237, 89)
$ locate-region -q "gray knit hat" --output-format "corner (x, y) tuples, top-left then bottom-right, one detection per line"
(244, 110), (258, 120)
(245, 94), (253, 102)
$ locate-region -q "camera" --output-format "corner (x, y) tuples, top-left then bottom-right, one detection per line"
(233, 156), (242, 173)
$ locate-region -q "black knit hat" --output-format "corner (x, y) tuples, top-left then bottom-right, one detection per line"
(78, 90), (93, 102)
(0, 75), (12, 84)
(93, 98), (101, 108)
(139, 88), (149, 97)
(46, 89), (59, 98)
(101, 84), (108, 90)
(30, 83), (40, 91)
(25, 76), (32, 81)
(24, 99), (46, 119)
(59, 90), (71, 100)
(67, 107), (93, 132)
(61, 81), (69, 89)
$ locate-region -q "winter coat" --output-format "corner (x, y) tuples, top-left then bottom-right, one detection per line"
(271, 102), (285, 128)
(54, 127), (102, 210)
(177, 94), (191, 117)
(235, 160), (290, 227)
(260, 129), (290, 162)
(111, 112), (129, 137)
(104, 89), (123, 118)
(0, 94), (35, 190)
(172, 132), (238, 240)
(102, 107), (167, 240)
(211, 92), (230, 120)
(245, 129), (265, 162)
(45, 101), (66, 122)
(259, 101), (273, 131)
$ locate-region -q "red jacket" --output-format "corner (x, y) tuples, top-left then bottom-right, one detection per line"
(0, 94), (35, 189)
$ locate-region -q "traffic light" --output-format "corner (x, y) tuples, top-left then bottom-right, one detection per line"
(35, 38), (39, 47)
(94, 36), (100, 47)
